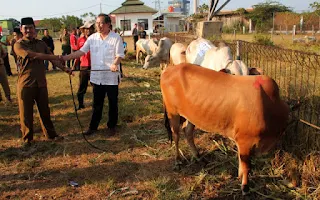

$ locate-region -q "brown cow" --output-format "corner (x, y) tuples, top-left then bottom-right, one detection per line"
(160, 63), (289, 195)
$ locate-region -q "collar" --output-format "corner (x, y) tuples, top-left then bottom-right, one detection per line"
(22, 37), (37, 43)
(99, 30), (111, 40)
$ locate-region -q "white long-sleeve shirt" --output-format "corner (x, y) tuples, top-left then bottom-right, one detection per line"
(80, 31), (125, 85)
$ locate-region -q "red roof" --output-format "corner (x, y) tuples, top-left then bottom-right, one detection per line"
(109, 15), (116, 24)
(34, 20), (41, 27)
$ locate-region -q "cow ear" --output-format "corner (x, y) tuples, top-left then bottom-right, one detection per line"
(249, 67), (263, 75)
(219, 69), (228, 73)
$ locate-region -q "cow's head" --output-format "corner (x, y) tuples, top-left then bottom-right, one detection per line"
(226, 60), (249, 75)
(226, 60), (263, 76)
(248, 67), (263, 75)
(142, 55), (160, 69)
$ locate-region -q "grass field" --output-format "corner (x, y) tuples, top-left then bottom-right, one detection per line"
(0, 40), (319, 199)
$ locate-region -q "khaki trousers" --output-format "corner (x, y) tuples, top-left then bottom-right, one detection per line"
(0, 64), (10, 100)
(17, 86), (57, 142)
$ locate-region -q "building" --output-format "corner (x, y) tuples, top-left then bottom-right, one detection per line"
(168, 0), (190, 16)
(0, 20), (14, 35)
(211, 8), (254, 32)
(153, 12), (186, 33)
(110, 0), (158, 36)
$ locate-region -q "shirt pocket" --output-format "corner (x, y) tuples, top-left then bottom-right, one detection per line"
(91, 46), (99, 53)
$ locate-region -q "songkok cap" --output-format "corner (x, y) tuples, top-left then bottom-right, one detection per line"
(80, 21), (94, 29)
(21, 17), (35, 26)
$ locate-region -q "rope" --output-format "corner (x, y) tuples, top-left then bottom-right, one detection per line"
(68, 75), (112, 153)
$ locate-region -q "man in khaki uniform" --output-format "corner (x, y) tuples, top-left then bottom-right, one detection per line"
(0, 44), (11, 102)
(14, 17), (72, 144)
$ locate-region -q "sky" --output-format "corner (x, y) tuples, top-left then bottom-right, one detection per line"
(0, 0), (316, 20)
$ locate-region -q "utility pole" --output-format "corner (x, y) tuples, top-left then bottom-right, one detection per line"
(152, 0), (162, 14)
(100, 3), (102, 13)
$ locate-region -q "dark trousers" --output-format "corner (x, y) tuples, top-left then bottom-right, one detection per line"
(17, 86), (58, 142)
(133, 35), (139, 50)
(62, 45), (71, 68)
(3, 53), (12, 76)
(44, 50), (56, 70)
(89, 84), (118, 130)
(77, 66), (90, 106)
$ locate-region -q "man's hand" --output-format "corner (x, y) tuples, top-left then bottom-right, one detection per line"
(65, 67), (74, 76)
(110, 63), (118, 72)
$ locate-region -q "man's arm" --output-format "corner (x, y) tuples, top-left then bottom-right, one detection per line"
(14, 42), (60, 61)
(62, 50), (85, 61)
(110, 37), (125, 72)
(51, 59), (72, 75)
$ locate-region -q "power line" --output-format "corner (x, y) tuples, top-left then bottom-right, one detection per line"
(0, 4), (101, 18)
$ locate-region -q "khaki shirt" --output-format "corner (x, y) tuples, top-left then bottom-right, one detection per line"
(14, 38), (51, 87)
(60, 33), (70, 46)
(0, 45), (4, 65)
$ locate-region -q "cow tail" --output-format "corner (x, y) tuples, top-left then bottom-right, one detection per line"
(163, 103), (173, 144)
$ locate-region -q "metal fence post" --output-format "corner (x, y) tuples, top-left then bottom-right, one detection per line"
(236, 40), (241, 60)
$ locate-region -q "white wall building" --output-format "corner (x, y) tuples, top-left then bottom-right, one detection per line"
(153, 12), (187, 33)
(110, 0), (157, 36)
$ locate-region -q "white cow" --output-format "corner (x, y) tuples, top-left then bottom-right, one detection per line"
(185, 38), (216, 65)
(169, 43), (186, 65)
(142, 37), (173, 70)
(185, 38), (260, 75)
(136, 39), (158, 64)
(200, 44), (250, 75)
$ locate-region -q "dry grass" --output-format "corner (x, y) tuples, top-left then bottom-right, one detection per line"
(222, 33), (320, 53)
(0, 41), (320, 200)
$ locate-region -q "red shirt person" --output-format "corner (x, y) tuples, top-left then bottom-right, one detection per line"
(74, 22), (94, 110)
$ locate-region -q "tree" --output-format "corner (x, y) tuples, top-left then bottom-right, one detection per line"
(60, 15), (83, 29)
(198, 3), (209, 14)
(7, 18), (20, 28)
(310, 2), (320, 16)
(246, 1), (292, 32)
(80, 12), (96, 23)
(39, 18), (62, 32)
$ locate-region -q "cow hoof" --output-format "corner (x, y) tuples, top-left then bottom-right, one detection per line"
(241, 184), (250, 195)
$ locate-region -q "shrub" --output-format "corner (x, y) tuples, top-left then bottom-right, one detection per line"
(253, 34), (274, 46)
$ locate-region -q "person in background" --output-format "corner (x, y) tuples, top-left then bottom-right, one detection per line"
(76, 27), (81, 37)
(14, 17), (72, 145)
(70, 28), (79, 70)
(0, 44), (12, 103)
(73, 21), (94, 110)
(0, 32), (13, 76)
(41, 29), (55, 70)
(132, 23), (138, 51)
(10, 28), (23, 72)
(59, 28), (71, 68)
(61, 14), (125, 136)
(138, 25), (147, 39)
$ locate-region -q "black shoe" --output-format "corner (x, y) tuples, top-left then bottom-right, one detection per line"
(84, 129), (97, 136)
(107, 128), (117, 136)
(77, 104), (85, 110)
(22, 140), (34, 148)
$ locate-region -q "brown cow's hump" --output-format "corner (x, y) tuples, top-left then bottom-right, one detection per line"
(253, 76), (268, 89)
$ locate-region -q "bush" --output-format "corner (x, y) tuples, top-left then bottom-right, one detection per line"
(253, 34), (274, 46)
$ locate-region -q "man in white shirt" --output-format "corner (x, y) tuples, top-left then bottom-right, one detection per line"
(62, 14), (125, 136)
